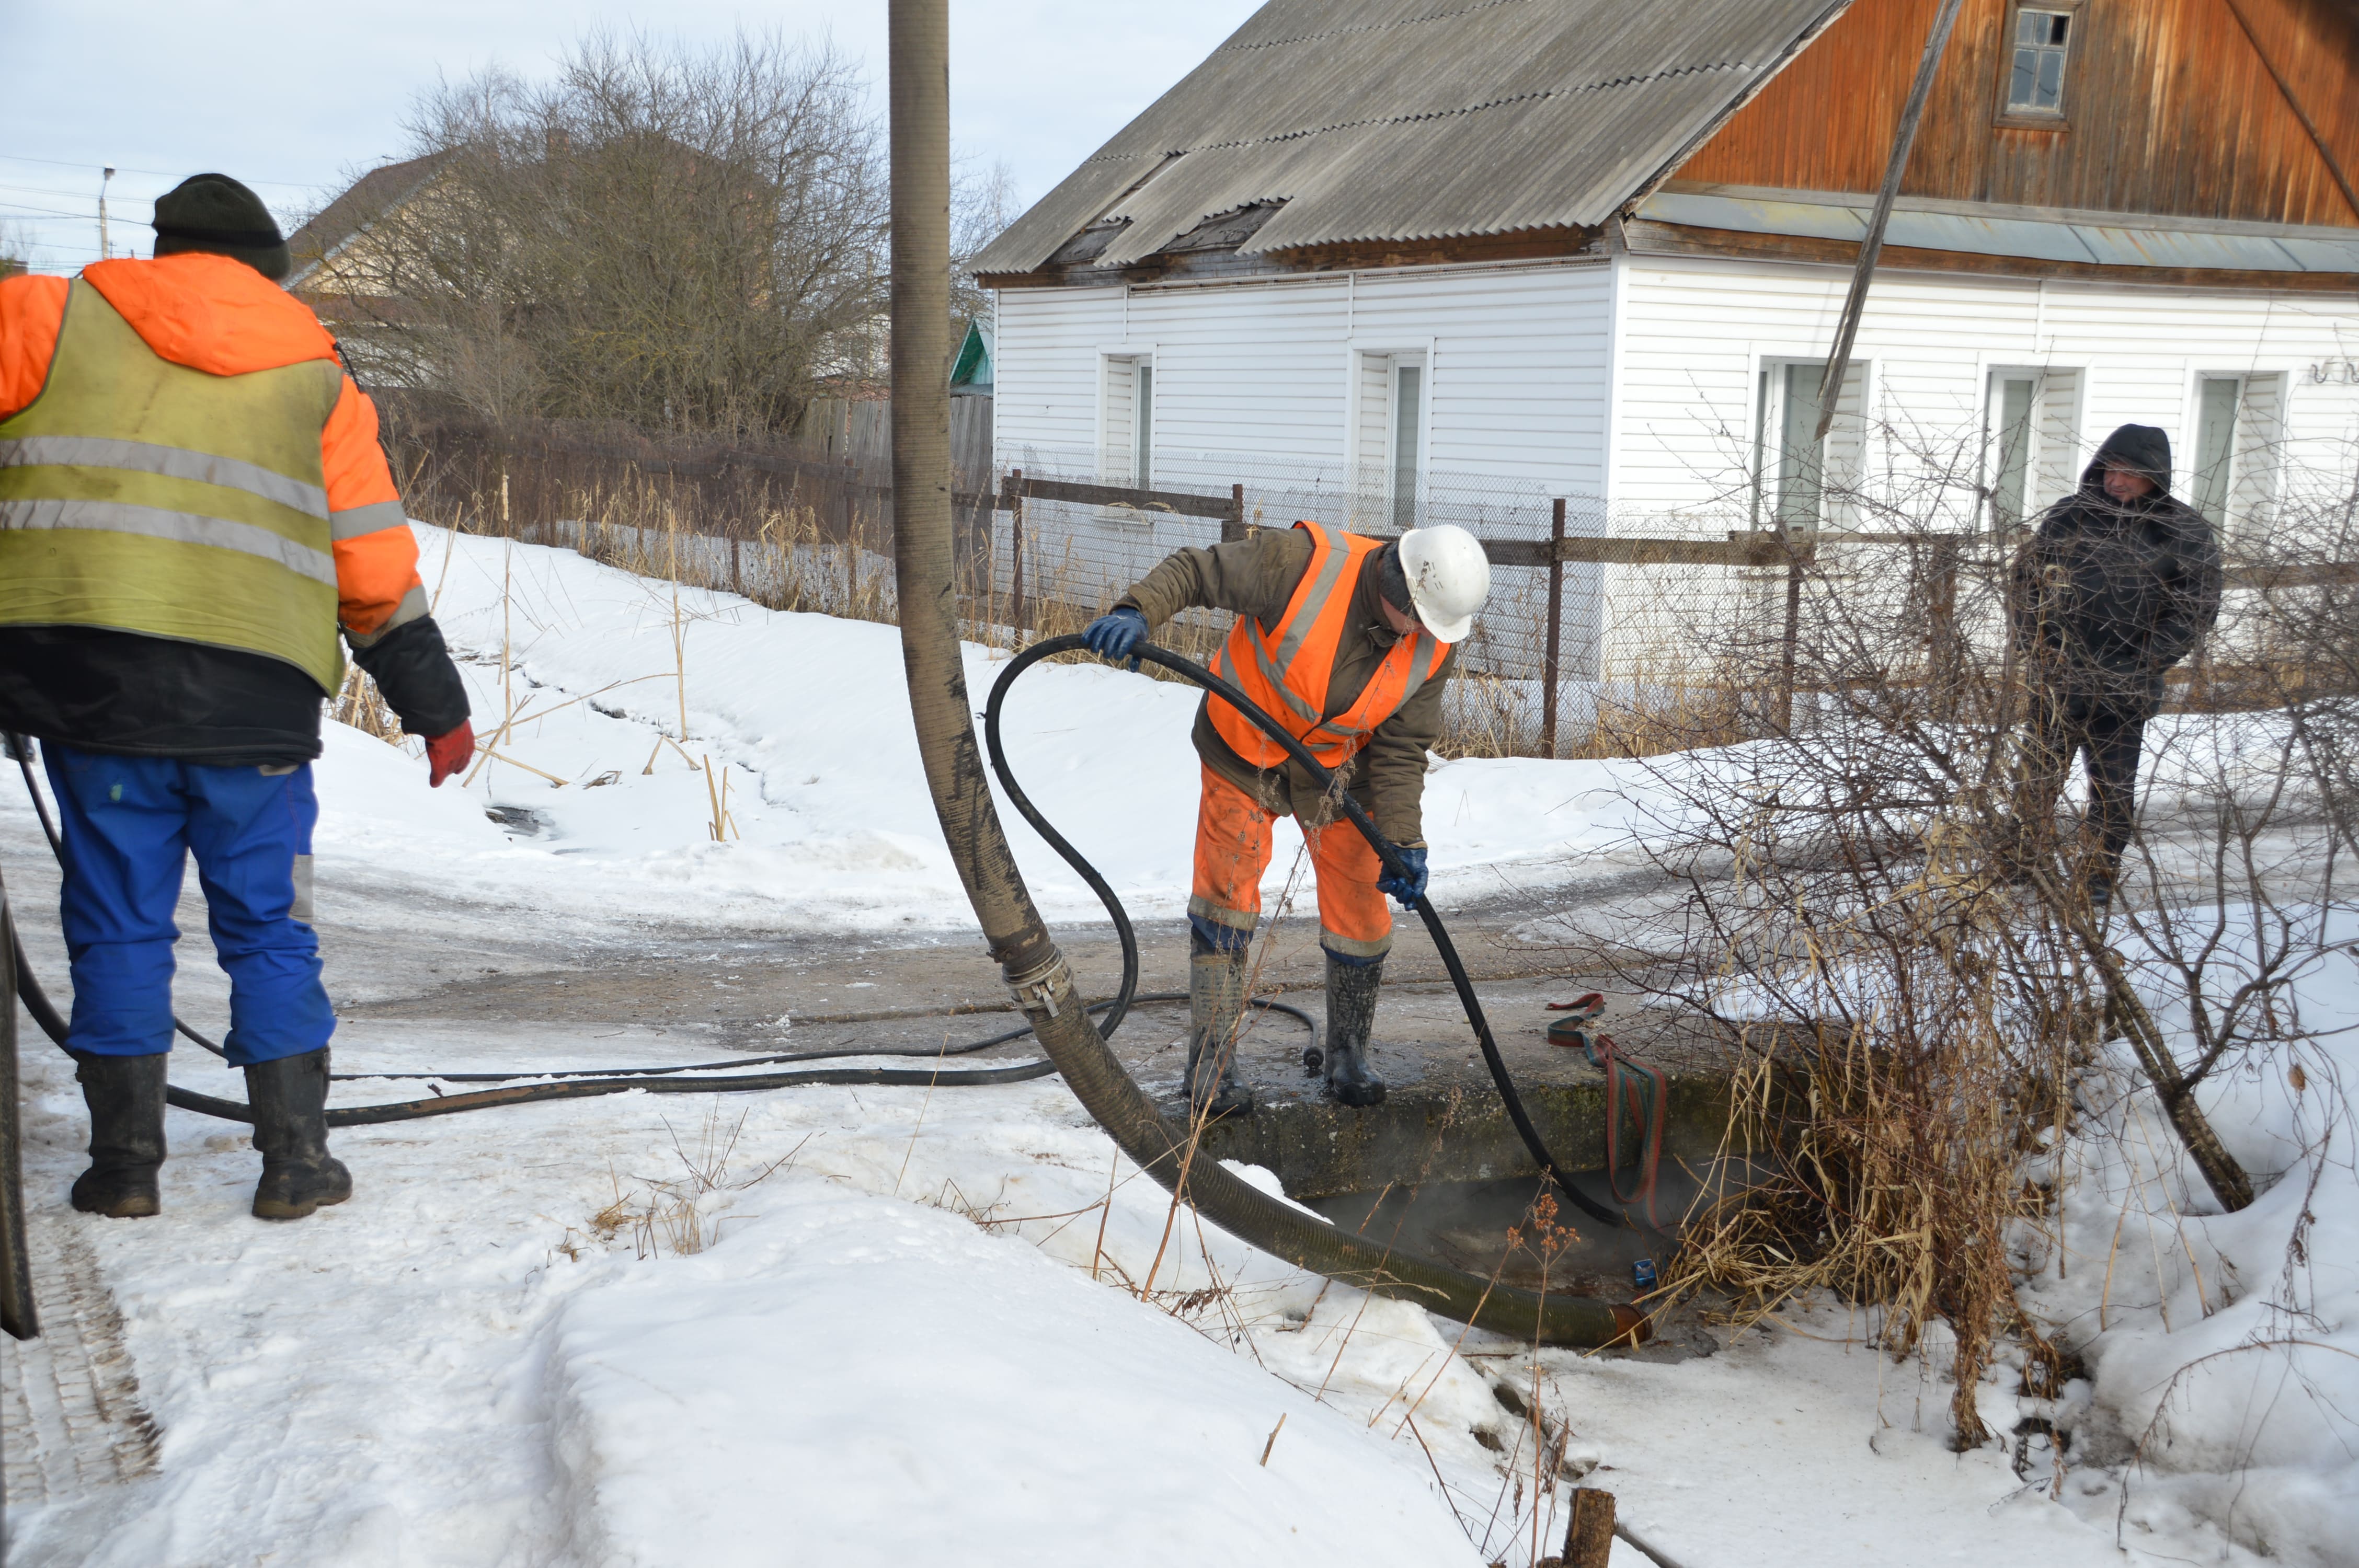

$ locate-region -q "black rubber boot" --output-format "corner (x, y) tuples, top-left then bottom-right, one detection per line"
(1185, 932), (1255, 1120)
(244, 1048), (352, 1220)
(68, 1051), (167, 1218)
(1322, 952), (1388, 1108)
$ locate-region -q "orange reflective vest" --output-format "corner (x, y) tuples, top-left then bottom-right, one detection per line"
(1208, 521), (1446, 770)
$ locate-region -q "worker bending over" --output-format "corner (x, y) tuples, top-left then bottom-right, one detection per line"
(1084, 521), (1491, 1116)
(0, 175), (475, 1221)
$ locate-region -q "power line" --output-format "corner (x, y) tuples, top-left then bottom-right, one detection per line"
(0, 181), (156, 206)
(0, 153), (322, 191)
(0, 201), (99, 221)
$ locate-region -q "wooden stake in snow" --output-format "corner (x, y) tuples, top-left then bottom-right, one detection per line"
(1562, 1488), (1614, 1568)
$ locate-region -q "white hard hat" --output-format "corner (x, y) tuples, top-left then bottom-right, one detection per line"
(1396, 525), (1491, 644)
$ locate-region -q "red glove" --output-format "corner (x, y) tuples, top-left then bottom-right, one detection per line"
(423, 721), (475, 788)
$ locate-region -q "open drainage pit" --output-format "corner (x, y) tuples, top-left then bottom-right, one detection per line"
(1302, 1159), (1765, 1297)
(1181, 997), (1789, 1305)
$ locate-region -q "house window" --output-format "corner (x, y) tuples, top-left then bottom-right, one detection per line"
(1352, 350), (1427, 531)
(1991, 375), (2037, 527)
(2008, 7), (2072, 116)
(1100, 354), (1152, 487)
(1133, 363), (1154, 488)
(1986, 367), (2082, 529)
(1390, 362), (1423, 531)
(2192, 377), (2240, 524)
(1753, 360), (1868, 532)
(2191, 372), (2286, 536)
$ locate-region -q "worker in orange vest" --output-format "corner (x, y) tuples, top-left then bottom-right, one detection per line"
(0, 174), (475, 1221)
(1084, 522), (1492, 1117)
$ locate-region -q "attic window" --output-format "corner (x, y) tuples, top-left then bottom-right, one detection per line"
(2005, 6), (2073, 117)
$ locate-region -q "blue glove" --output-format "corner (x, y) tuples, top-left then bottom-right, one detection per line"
(1083, 607), (1149, 665)
(1377, 844), (1429, 906)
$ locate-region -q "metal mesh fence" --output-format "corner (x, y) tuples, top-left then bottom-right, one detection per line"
(390, 416), (2347, 759)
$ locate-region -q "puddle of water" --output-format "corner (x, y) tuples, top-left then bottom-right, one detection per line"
(1302, 1160), (1758, 1296)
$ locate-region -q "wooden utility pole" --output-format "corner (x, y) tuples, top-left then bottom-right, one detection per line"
(1815, 0), (1965, 441)
(1542, 497), (1566, 757)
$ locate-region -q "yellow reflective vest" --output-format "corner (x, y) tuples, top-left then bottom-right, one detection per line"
(0, 280), (347, 690)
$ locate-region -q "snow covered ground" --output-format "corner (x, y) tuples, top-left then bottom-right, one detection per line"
(407, 526), (1665, 931)
(4, 525), (2353, 1566)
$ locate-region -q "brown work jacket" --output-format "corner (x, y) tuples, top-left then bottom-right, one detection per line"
(1118, 527), (1453, 845)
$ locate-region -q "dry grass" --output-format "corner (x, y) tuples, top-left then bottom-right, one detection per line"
(331, 665), (405, 743)
(564, 1109), (808, 1261)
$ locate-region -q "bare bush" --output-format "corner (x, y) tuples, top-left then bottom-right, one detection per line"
(1549, 425), (2357, 1448)
(337, 30), (889, 436)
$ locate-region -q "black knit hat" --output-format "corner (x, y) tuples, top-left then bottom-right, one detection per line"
(152, 174), (291, 281)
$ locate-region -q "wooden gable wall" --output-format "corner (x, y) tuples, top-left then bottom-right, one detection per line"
(1674, 0), (2359, 227)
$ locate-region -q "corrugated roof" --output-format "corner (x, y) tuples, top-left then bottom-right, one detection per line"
(974, 0), (1852, 275)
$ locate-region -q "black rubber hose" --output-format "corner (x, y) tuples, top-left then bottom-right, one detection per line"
(985, 636), (1622, 1229)
(6, 880), (1314, 1126)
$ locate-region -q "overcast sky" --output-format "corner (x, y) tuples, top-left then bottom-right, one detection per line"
(1, 2), (1261, 274)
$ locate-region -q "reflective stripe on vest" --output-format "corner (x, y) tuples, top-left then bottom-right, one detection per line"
(1208, 520), (1442, 770)
(0, 280), (346, 690)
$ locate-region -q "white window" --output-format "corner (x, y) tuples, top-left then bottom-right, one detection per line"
(1350, 350), (1427, 532)
(1753, 360), (1868, 532)
(1100, 354), (1153, 488)
(2007, 6), (2074, 116)
(1985, 367), (2082, 528)
(2192, 372), (2286, 538)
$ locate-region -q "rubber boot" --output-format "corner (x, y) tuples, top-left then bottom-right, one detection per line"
(1322, 952), (1388, 1108)
(244, 1048), (352, 1221)
(1185, 934), (1255, 1120)
(67, 1051), (167, 1218)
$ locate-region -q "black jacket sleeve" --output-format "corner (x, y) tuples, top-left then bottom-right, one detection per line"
(351, 616), (472, 737)
(2150, 509), (2224, 672)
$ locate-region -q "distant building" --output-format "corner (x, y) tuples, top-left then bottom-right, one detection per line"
(975, 0), (2359, 673)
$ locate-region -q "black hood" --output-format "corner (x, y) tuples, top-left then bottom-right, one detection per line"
(2080, 423), (2174, 497)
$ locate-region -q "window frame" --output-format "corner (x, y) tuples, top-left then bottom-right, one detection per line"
(2186, 370), (2292, 542)
(1343, 341), (1433, 533)
(1980, 364), (2085, 532)
(1992, 0), (2084, 132)
(1094, 348), (1155, 493)
(1750, 356), (1871, 535)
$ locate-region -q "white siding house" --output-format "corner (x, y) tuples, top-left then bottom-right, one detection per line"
(974, 0), (2359, 686)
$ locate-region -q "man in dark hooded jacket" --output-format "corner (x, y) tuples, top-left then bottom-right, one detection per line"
(2008, 423), (2222, 905)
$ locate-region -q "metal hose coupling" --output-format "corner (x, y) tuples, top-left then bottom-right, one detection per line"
(1002, 948), (1077, 1020)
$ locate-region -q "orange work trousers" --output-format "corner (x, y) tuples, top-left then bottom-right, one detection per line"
(1189, 765), (1393, 960)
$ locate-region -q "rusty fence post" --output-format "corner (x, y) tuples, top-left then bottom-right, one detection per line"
(1928, 534), (1959, 721)
(1542, 497), (1566, 758)
(1223, 482), (1245, 544)
(1777, 544), (1803, 734)
(1006, 466), (1028, 637)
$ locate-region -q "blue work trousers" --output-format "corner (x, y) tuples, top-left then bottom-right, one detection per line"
(43, 744), (334, 1066)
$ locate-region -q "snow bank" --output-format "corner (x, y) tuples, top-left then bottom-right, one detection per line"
(546, 1185), (1481, 1567)
(2014, 905), (2359, 1566)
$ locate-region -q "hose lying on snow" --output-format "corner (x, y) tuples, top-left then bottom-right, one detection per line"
(4, 639), (1641, 1345)
(5, 650), (1641, 1345)
(3, 745), (1320, 1124)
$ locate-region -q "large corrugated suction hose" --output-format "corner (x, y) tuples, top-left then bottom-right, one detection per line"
(883, 0), (1636, 1348)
